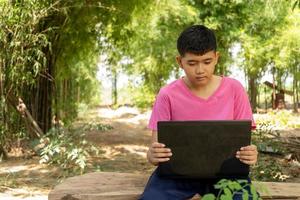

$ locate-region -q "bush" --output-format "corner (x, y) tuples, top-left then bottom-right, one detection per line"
(250, 157), (288, 181)
(129, 85), (155, 109)
(252, 122), (284, 155)
(35, 126), (99, 176)
(250, 122), (289, 182)
(202, 179), (261, 200)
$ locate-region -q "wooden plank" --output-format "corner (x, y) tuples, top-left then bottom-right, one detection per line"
(48, 172), (300, 200)
(254, 181), (300, 199)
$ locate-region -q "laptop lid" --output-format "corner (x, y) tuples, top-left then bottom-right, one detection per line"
(157, 120), (252, 179)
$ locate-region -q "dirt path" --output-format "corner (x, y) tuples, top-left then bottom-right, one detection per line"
(83, 106), (155, 173)
(0, 106), (155, 199)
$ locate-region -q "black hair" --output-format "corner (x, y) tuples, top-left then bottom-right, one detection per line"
(177, 25), (217, 56)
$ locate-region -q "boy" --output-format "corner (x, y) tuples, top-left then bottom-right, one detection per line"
(140, 25), (258, 199)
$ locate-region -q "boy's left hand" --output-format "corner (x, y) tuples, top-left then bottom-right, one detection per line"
(236, 145), (258, 165)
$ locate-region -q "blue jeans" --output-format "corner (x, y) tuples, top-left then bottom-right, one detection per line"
(139, 168), (259, 200)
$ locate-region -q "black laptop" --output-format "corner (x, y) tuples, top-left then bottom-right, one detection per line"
(157, 120), (252, 179)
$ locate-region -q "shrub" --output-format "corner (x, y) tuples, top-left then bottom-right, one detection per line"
(202, 179), (261, 200)
(35, 126), (99, 176)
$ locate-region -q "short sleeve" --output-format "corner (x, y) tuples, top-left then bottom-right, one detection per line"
(233, 81), (256, 129)
(148, 89), (171, 131)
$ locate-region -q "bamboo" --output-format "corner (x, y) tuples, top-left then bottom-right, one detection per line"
(6, 92), (43, 138)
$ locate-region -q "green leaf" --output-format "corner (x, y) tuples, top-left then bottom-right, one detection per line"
(237, 180), (248, 184)
(202, 194), (216, 200)
(224, 188), (232, 196)
(250, 185), (259, 199)
(231, 181), (243, 191)
(242, 189), (249, 200)
(214, 179), (229, 189)
(220, 194), (231, 200)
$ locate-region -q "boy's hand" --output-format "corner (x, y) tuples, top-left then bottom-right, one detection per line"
(147, 142), (172, 166)
(236, 145), (258, 165)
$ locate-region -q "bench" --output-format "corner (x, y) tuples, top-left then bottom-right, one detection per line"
(48, 172), (300, 200)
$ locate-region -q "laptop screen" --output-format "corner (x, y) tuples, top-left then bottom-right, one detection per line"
(157, 120), (251, 179)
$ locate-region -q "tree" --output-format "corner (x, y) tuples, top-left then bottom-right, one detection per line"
(124, 0), (198, 107)
(0, 0), (158, 154)
(237, 0), (289, 111)
(273, 9), (300, 112)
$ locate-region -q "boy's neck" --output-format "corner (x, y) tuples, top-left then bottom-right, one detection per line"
(183, 75), (222, 99)
(183, 75), (220, 91)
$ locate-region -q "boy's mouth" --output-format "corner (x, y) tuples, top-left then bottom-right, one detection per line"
(195, 76), (206, 81)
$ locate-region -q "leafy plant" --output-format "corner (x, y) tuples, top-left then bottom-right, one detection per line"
(0, 173), (19, 192)
(36, 127), (99, 176)
(202, 179), (261, 200)
(250, 157), (288, 182)
(252, 122), (284, 155)
(81, 122), (113, 132)
(251, 122), (290, 182)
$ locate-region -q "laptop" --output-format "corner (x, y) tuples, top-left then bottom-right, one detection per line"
(157, 120), (251, 179)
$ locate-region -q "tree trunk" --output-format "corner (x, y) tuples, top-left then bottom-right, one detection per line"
(257, 87), (260, 109)
(0, 58), (7, 160)
(77, 85), (80, 103)
(29, 50), (54, 134)
(264, 86), (268, 110)
(0, 146), (8, 160)
(272, 67), (276, 109)
(297, 78), (299, 112)
(248, 76), (257, 112)
(293, 65), (298, 113)
(0, 58), (4, 114)
(112, 69), (117, 105)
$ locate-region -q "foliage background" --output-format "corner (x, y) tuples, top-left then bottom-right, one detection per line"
(0, 0), (299, 179)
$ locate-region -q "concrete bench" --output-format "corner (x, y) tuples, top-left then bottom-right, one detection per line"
(48, 172), (300, 200)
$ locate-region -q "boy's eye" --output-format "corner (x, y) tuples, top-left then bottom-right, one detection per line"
(204, 62), (211, 65)
(189, 63), (196, 66)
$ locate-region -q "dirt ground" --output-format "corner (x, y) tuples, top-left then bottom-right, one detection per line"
(0, 106), (299, 199)
(0, 106), (155, 199)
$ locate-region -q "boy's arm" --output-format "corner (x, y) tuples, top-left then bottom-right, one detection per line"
(151, 130), (158, 143)
(147, 130), (172, 166)
(232, 80), (258, 165)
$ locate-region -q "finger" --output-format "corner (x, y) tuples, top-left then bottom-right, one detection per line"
(154, 152), (172, 158)
(240, 145), (257, 151)
(239, 159), (256, 165)
(153, 148), (171, 153)
(152, 142), (166, 148)
(152, 157), (170, 163)
(237, 150), (258, 156)
(236, 154), (256, 161)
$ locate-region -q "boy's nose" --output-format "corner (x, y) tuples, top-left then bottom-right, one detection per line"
(195, 64), (204, 74)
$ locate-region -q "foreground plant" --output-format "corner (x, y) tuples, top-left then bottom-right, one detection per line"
(202, 179), (261, 200)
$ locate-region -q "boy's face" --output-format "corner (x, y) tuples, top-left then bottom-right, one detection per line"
(176, 51), (219, 88)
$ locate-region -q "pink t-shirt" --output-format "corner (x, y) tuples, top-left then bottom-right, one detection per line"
(148, 77), (255, 131)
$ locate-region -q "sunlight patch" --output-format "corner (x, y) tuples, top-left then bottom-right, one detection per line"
(101, 145), (148, 159)
(0, 164), (48, 175)
(0, 187), (48, 200)
(97, 106), (141, 119)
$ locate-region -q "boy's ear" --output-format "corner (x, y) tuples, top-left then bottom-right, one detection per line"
(176, 55), (183, 69)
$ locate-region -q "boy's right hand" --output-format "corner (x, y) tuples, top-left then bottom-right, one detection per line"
(147, 142), (172, 166)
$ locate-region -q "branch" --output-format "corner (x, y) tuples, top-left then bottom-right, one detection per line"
(6, 92), (43, 138)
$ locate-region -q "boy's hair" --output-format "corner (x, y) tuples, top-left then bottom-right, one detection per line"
(177, 25), (217, 56)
